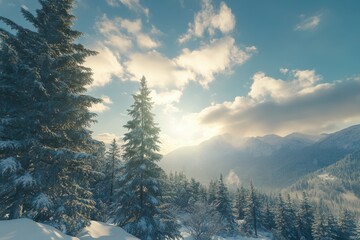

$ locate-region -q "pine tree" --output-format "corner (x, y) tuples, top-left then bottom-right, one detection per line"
(214, 174), (237, 235)
(275, 193), (295, 240)
(106, 138), (121, 204)
(284, 194), (299, 240)
(312, 209), (328, 240)
(297, 192), (314, 240)
(244, 182), (259, 237)
(338, 209), (356, 240)
(0, 0), (100, 234)
(235, 186), (247, 220)
(353, 221), (360, 240)
(208, 179), (217, 205)
(111, 77), (180, 239)
(326, 211), (340, 240)
(262, 198), (276, 231)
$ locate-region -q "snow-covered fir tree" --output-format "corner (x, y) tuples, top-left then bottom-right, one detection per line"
(106, 138), (122, 204)
(311, 209), (328, 240)
(214, 174), (237, 235)
(0, 20), (38, 220)
(244, 182), (259, 237)
(354, 221), (360, 240)
(208, 179), (217, 205)
(235, 186), (247, 220)
(297, 192), (314, 240)
(262, 198), (276, 231)
(0, 0), (100, 235)
(111, 77), (180, 240)
(338, 209), (356, 240)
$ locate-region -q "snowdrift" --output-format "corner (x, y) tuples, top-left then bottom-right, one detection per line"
(0, 218), (139, 240)
(77, 221), (139, 240)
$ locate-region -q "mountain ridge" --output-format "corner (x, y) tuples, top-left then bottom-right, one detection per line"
(160, 124), (360, 189)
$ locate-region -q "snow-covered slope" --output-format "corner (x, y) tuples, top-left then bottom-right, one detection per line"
(0, 218), (139, 240)
(0, 218), (77, 240)
(78, 221), (139, 240)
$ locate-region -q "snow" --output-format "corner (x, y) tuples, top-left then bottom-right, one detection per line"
(33, 193), (53, 209)
(15, 172), (36, 188)
(78, 221), (139, 240)
(318, 173), (336, 181)
(0, 157), (19, 175)
(0, 140), (21, 150)
(0, 219), (139, 240)
(0, 218), (77, 240)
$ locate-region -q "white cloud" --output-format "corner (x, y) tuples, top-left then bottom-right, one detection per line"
(136, 33), (159, 49)
(124, 51), (195, 89)
(295, 14), (321, 31)
(198, 71), (360, 138)
(89, 96), (113, 113)
(84, 45), (123, 88)
(179, 0), (235, 43)
(151, 90), (182, 106)
(94, 132), (122, 145)
(176, 37), (256, 87)
(249, 69), (323, 102)
(107, 0), (149, 17)
(96, 15), (159, 52)
(151, 90), (183, 114)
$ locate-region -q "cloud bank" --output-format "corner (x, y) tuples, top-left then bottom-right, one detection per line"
(198, 71), (360, 137)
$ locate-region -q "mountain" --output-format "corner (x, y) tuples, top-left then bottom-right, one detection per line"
(160, 124), (360, 189)
(288, 151), (360, 215)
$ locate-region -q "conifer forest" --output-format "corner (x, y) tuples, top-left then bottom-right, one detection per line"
(1, 1), (360, 240)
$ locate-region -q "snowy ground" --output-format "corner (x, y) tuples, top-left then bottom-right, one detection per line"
(0, 218), (273, 240)
(0, 218), (139, 240)
(180, 226), (273, 240)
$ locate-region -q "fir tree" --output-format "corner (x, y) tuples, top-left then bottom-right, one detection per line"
(244, 182), (259, 237)
(338, 209), (356, 240)
(235, 186), (247, 220)
(0, 0), (100, 234)
(214, 174), (237, 235)
(297, 192), (314, 240)
(111, 77), (180, 239)
(262, 198), (276, 231)
(312, 209), (328, 240)
(275, 193), (295, 240)
(353, 221), (360, 240)
(106, 138), (121, 204)
(284, 194), (299, 240)
(208, 179), (217, 205)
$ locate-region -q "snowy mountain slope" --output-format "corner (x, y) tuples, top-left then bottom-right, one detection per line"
(0, 219), (139, 240)
(288, 151), (360, 215)
(161, 125), (360, 188)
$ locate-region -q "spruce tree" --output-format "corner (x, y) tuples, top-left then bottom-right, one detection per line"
(284, 194), (299, 240)
(354, 221), (360, 240)
(208, 179), (217, 205)
(235, 186), (247, 220)
(262, 198), (276, 231)
(297, 192), (314, 240)
(214, 174), (237, 235)
(111, 77), (180, 239)
(244, 182), (259, 237)
(106, 138), (121, 204)
(338, 209), (356, 240)
(312, 209), (328, 240)
(0, 0), (100, 234)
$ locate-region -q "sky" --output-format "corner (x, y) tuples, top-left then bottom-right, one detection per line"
(1, 0), (360, 154)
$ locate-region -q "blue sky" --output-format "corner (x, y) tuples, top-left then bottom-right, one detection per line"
(1, 0), (360, 153)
